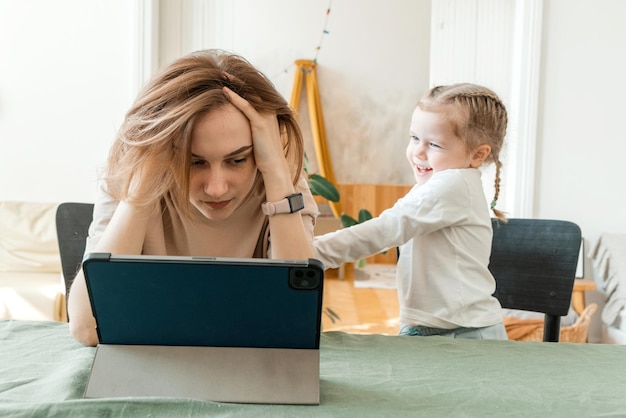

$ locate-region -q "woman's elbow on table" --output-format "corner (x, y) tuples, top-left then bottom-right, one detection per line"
(69, 319), (99, 347)
(67, 272), (99, 346)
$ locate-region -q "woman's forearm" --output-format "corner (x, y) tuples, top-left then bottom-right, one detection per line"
(68, 200), (155, 346)
(262, 165), (315, 260)
(268, 213), (315, 260)
(93, 200), (155, 254)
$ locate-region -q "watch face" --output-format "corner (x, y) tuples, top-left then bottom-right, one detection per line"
(288, 193), (305, 212)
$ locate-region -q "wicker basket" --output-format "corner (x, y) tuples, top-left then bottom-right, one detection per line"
(504, 303), (598, 343)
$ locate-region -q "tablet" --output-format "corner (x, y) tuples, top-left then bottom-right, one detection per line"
(83, 253), (324, 349)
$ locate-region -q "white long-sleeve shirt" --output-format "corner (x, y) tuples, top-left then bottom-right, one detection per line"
(314, 169), (503, 329)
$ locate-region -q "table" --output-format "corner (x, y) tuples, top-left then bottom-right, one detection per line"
(2, 320), (626, 417)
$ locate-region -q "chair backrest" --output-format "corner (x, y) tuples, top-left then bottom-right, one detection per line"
(489, 218), (582, 342)
(55, 202), (94, 317)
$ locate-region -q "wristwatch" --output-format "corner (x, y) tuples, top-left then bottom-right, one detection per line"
(261, 192), (305, 216)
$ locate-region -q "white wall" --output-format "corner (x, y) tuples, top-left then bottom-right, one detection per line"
(283, 0), (431, 184)
(538, 0), (626, 245)
(538, 0), (626, 342)
(0, 0), (135, 203)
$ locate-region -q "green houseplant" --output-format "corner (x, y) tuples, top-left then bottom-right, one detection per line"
(307, 171), (375, 229)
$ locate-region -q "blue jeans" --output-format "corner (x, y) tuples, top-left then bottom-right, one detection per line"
(399, 323), (508, 340)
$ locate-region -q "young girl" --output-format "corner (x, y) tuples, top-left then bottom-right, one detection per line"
(68, 50), (318, 346)
(314, 83), (509, 340)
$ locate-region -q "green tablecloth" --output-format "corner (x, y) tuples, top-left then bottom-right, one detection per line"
(1, 320), (626, 417)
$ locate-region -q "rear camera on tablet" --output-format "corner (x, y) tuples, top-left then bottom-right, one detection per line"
(290, 268), (320, 290)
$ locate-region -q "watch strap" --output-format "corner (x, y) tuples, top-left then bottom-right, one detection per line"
(262, 193), (305, 216)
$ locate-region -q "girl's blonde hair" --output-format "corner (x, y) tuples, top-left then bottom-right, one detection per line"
(105, 49), (304, 219)
(417, 83), (508, 220)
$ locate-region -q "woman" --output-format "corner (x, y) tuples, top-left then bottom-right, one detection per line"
(68, 50), (318, 346)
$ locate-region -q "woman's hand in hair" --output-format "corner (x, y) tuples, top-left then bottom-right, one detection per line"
(223, 87), (290, 182)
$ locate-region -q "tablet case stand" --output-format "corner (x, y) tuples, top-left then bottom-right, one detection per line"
(85, 344), (320, 404)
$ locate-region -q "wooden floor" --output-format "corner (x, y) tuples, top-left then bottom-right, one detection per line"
(321, 265), (400, 335)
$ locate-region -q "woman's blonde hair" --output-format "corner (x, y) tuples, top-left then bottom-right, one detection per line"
(417, 83), (508, 220)
(105, 49), (304, 219)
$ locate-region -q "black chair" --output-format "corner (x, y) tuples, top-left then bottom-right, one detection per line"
(55, 202), (94, 320)
(489, 218), (582, 342)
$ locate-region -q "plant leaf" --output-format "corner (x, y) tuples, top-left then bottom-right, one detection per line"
(358, 209), (373, 224)
(308, 173), (340, 202)
(340, 213), (358, 228)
